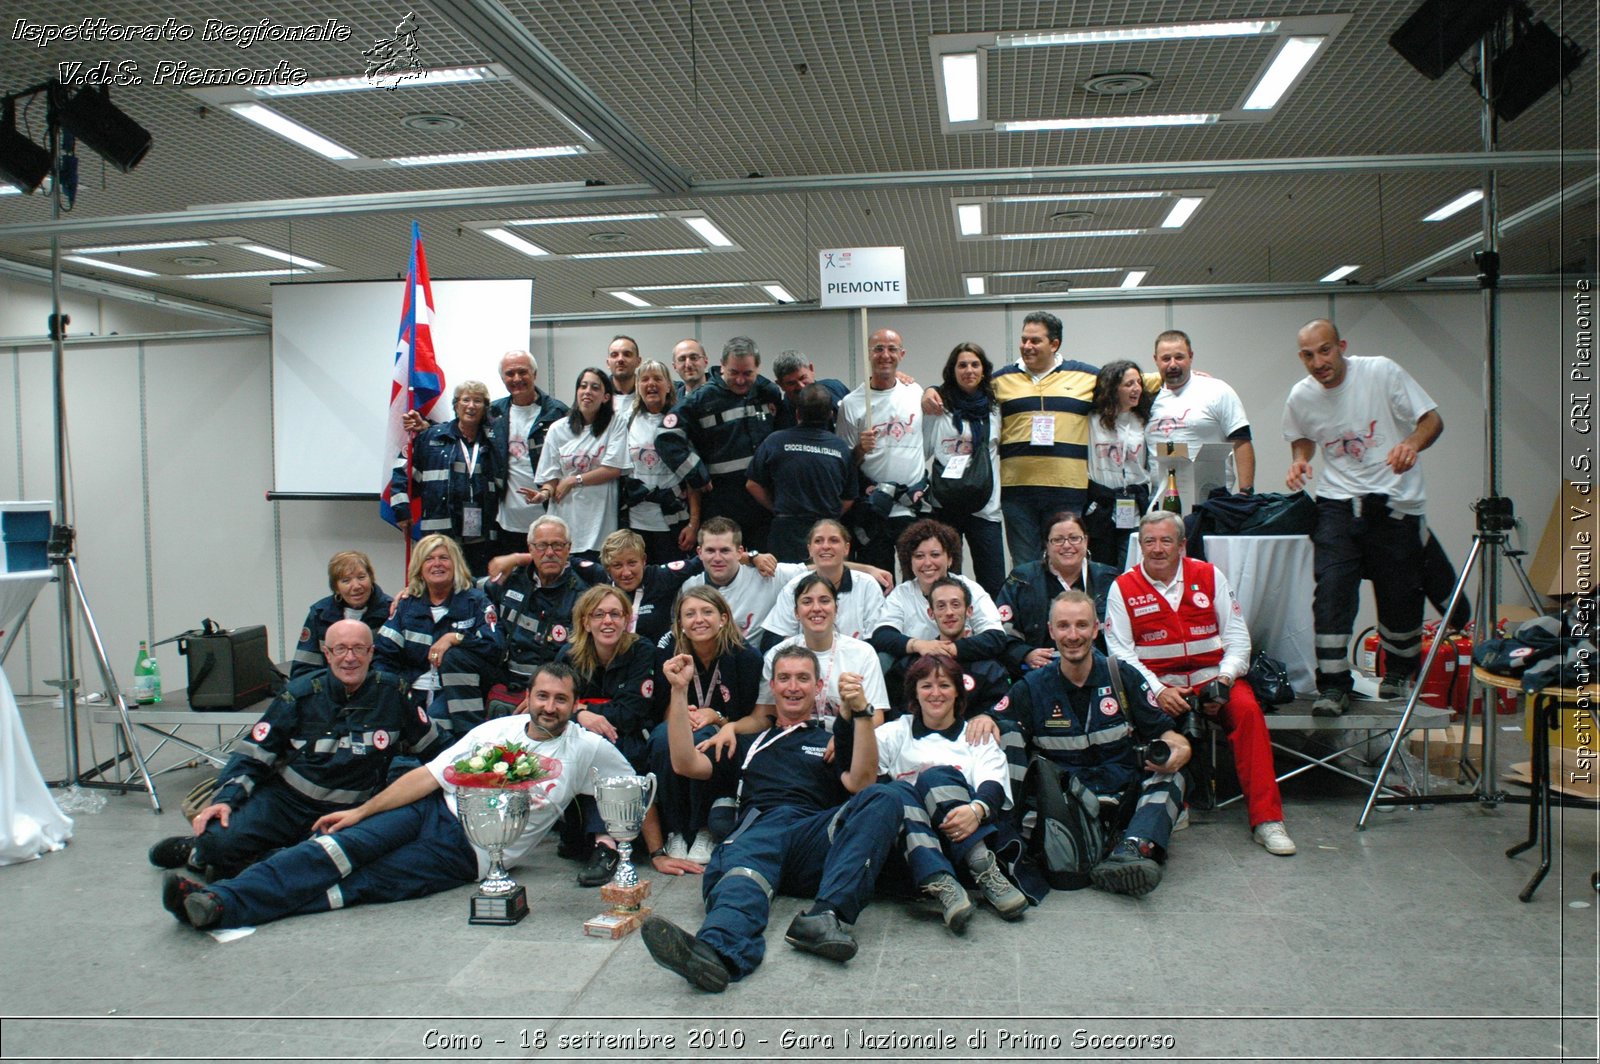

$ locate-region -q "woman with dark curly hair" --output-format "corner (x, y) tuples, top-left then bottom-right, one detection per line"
(1085, 359), (1155, 568)
(534, 367), (630, 560)
(869, 518), (1008, 664)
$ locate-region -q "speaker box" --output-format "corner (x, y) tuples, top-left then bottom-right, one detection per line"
(177, 624), (278, 711)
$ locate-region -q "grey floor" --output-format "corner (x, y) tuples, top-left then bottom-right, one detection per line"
(3, 698), (1597, 1064)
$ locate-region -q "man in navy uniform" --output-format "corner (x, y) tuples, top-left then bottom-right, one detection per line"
(148, 620), (438, 880)
(640, 646), (904, 991)
(1003, 591), (1190, 897)
(678, 336), (784, 550)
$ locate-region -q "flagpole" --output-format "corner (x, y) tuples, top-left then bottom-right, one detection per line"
(402, 221), (421, 570)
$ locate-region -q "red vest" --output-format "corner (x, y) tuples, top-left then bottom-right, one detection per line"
(1114, 560), (1224, 685)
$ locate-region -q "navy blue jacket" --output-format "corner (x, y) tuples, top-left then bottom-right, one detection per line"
(995, 558), (1120, 672)
(387, 419), (504, 540)
(374, 587), (503, 682)
(212, 669), (438, 811)
(290, 589), (395, 679)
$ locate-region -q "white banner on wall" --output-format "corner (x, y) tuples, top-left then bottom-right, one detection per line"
(271, 278), (533, 495)
(818, 247), (908, 308)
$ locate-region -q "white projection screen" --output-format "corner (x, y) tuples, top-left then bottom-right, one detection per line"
(271, 279), (533, 495)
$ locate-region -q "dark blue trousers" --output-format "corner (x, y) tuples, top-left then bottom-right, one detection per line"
(193, 778), (332, 877)
(695, 785), (902, 978)
(889, 767), (995, 883)
(646, 720), (730, 838)
(206, 793), (478, 928)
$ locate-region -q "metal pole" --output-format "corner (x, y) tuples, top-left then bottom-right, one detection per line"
(46, 92), (82, 786)
(1476, 36), (1504, 788)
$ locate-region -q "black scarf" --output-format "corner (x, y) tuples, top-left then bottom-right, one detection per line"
(945, 387), (992, 449)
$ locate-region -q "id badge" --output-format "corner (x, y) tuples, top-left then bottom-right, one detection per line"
(1030, 414), (1055, 447)
(941, 453), (971, 479)
(1114, 497), (1139, 529)
(462, 506), (483, 538)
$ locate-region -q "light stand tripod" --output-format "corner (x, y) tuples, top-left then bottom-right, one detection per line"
(1357, 33), (1553, 836)
(10, 80), (161, 811)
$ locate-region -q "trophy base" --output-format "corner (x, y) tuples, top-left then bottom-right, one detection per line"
(468, 886), (528, 926)
(599, 880), (651, 909)
(583, 905), (651, 939)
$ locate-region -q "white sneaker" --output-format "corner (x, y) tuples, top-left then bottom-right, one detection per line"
(1172, 807), (1190, 831)
(664, 833), (688, 861)
(687, 831), (716, 864)
(1253, 820), (1296, 856)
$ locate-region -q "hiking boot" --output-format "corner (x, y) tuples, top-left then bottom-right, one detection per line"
(161, 872), (206, 923)
(967, 850), (1027, 920)
(1090, 837), (1163, 897)
(184, 890), (224, 930)
(1253, 820), (1297, 856)
(1312, 687), (1350, 717)
(783, 911), (858, 962)
(1377, 676), (1412, 701)
(640, 916), (730, 993)
(148, 835), (196, 870)
(921, 872), (975, 934)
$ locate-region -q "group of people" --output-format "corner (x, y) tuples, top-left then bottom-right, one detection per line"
(149, 313), (1444, 993)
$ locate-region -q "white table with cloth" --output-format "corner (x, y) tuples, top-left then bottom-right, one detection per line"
(0, 572), (74, 865)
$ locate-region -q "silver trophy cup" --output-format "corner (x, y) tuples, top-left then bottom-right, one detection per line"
(455, 786), (533, 925)
(592, 770), (657, 890)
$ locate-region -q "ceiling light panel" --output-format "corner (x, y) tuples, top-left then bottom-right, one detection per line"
(610, 291), (652, 307)
(226, 104), (357, 160)
(1320, 265), (1360, 283)
(1424, 190), (1485, 222)
(62, 256), (158, 277)
(250, 66), (504, 97)
(932, 14), (1348, 134)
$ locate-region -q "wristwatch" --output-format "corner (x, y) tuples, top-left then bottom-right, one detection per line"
(650, 846), (668, 860)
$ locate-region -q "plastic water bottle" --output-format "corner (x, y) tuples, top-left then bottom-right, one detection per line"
(133, 641), (162, 704)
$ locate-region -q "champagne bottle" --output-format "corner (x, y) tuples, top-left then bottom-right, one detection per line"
(1161, 469), (1182, 514)
(133, 640), (162, 704)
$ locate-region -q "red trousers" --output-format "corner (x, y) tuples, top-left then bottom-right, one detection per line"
(1208, 677), (1283, 826)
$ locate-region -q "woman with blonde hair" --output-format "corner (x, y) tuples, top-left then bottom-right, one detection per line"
(373, 534), (503, 745)
(645, 586), (762, 865)
(554, 583), (660, 885)
(624, 359), (708, 562)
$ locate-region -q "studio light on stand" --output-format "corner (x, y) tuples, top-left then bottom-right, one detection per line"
(1361, 2), (1587, 898)
(0, 80), (162, 809)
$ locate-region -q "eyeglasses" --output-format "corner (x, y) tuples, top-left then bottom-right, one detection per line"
(530, 541), (569, 552)
(870, 344), (903, 354)
(589, 609), (628, 623)
(1048, 535), (1087, 547)
(323, 644), (373, 659)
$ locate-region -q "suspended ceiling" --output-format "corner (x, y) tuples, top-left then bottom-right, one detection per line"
(0, 0), (1594, 329)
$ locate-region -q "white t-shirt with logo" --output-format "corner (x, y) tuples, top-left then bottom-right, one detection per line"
(1281, 355), (1436, 514)
(1087, 410), (1156, 489)
(533, 417), (630, 553)
(759, 568), (886, 642)
(837, 381), (927, 518)
(499, 400), (543, 535)
(683, 561), (809, 640)
(922, 408), (1002, 520)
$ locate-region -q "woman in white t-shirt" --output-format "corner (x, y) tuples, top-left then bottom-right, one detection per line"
(923, 342), (1005, 595)
(534, 367), (630, 559)
(1085, 360), (1155, 569)
(624, 360), (709, 563)
(704, 573), (889, 763)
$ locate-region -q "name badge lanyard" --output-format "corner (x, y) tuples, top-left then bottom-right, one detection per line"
(737, 723), (805, 804)
(457, 439), (482, 501)
(692, 659), (724, 714)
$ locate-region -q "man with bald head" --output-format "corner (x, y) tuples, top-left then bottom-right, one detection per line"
(837, 327), (928, 575)
(487, 350), (569, 555)
(147, 619), (438, 881)
(1283, 318), (1443, 717)
(672, 338), (711, 397)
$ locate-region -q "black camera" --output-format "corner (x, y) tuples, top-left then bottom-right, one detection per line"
(1133, 739), (1172, 768)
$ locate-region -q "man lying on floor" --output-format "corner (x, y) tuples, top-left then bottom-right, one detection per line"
(160, 662), (649, 930)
